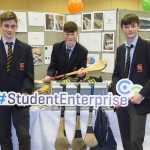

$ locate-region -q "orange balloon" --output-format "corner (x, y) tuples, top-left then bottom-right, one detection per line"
(68, 0), (83, 13)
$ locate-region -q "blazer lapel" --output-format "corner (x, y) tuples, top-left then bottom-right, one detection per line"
(58, 42), (68, 71)
(130, 37), (142, 77)
(10, 39), (21, 72)
(0, 40), (7, 68)
(120, 45), (126, 77)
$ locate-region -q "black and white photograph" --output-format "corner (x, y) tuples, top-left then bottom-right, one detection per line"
(82, 13), (92, 31)
(102, 32), (114, 51)
(93, 11), (103, 30)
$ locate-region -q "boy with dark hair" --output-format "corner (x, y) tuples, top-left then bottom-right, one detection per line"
(120, 14), (139, 27)
(43, 21), (88, 83)
(0, 11), (34, 150)
(63, 21), (78, 32)
(112, 13), (150, 150)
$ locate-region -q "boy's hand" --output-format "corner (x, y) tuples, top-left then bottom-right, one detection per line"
(77, 67), (87, 77)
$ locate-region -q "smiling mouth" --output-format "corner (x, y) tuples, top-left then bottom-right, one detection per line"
(7, 33), (13, 36)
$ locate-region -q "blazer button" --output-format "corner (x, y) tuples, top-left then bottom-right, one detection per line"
(9, 76), (11, 78)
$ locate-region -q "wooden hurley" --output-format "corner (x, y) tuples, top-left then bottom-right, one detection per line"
(84, 84), (98, 148)
(54, 83), (71, 150)
(48, 60), (107, 81)
(71, 83), (87, 150)
(66, 59), (107, 76)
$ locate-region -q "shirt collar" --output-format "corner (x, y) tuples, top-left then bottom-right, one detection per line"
(125, 36), (138, 48)
(2, 38), (16, 46)
(65, 42), (76, 51)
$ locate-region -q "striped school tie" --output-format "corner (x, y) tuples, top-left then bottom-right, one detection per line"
(66, 49), (71, 63)
(6, 42), (13, 72)
(124, 44), (134, 78)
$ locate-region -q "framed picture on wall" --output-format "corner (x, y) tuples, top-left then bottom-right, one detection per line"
(81, 12), (93, 31)
(31, 46), (43, 65)
(102, 32), (114, 52)
(93, 11), (103, 31)
(45, 13), (55, 31)
(55, 14), (65, 32)
(44, 46), (53, 64)
(45, 13), (64, 32)
(139, 17), (150, 31)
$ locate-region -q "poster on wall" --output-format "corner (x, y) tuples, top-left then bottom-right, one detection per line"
(102, 32), (114, 52)
(45, 13), (55, 31)
(79, 33), (101, 52)
(32, 46), (43, 65)
(103, 10), (116, 31)
(55, 14), (64, 31)
(87, 54), (99, 66)
(102, 53), (114, 73)
(28, 32), (44, 45)
(66, 14), (81, 27)
(14, 11), (27, 32)
(93, 11), (103, 31)
(81, 13), (93, 31)
(28, 12), (45, 26)
(45, 13), (64, 32)
(44, 46), (53, 64)
(139, 17), (150, 31)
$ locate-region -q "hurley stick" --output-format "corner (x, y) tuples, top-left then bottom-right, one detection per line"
(54, 83), (71, 150)
(71, 83), (87, 150)
(66, 60), (107, 76)
(84, 84), (98, 148)
(46, 60), (107, 82)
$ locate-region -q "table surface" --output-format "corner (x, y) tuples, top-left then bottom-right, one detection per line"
(0, 106), (150, 150)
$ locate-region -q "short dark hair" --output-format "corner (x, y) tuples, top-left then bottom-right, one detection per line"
(121, 14), (139, 28)
(63, 21), (78, 32)
(0, 11), (18, 24)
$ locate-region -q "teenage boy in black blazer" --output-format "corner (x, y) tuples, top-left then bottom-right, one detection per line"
(0, 11), (34, 150)
(112, 14), (150, 150)
(42, 21), (88, 83)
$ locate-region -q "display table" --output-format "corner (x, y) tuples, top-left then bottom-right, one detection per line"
(0, 107), (150, 150)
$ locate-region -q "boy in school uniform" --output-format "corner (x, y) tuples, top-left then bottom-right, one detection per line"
(42, 21), (88, 83)
(0, 11), (34, 150)
(112, 14), (150, 150)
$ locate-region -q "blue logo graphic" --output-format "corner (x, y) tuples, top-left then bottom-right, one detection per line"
(0, 93), (6, 104)
(108, 19), (112, 22)
(87, 57), (95, 64)
(116, 79), (143, 97)
(18, 19), (22, 23)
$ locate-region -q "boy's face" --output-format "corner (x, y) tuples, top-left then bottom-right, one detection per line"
(0, 19), (18, 41)
(62, 31), (78, 48)
(121, 22), (140, 40)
